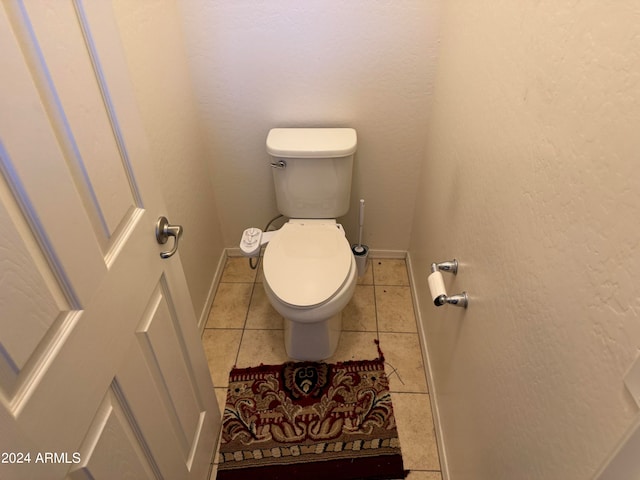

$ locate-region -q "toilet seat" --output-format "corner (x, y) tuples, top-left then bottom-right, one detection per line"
(263, 221), (352, 308)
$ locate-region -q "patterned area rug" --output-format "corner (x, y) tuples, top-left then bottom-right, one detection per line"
(216, 347), (407, 480)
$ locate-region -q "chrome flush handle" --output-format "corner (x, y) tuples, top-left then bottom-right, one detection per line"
(270, 160), (287, 169)
(155, 216), (183, 259)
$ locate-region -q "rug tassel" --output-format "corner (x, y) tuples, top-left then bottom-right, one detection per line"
(374, 339), (385, 362)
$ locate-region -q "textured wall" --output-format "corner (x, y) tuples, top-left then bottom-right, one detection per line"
(409, 1), (640, 479)
(112, 0), (224, 322)
(179, 0), (439, 250)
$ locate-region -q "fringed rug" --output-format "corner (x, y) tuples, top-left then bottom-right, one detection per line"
(216, 347), (407, 480)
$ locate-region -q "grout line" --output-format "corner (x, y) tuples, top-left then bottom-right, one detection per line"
(371, 264), (381, 343)
(203, 326), (246, 330)
(378, 329), (419, 333)
(389, 390), (430, 395)
(234, 259), (261, 366)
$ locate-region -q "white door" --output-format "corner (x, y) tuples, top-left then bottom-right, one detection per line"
(0, 2), (219, 480)
(593, 414), (640, 480)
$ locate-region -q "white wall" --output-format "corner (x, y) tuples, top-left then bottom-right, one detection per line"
(179, 0), (440, 250)
(409, 2), (640, 479)
(112, 0), (224, 323)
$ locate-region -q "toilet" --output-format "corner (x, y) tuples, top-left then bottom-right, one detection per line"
(240, 128), (358, 361)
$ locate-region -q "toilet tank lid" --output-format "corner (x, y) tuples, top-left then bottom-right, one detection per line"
(266, 128), (357, 158)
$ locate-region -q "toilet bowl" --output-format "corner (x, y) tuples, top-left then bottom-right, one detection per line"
(262, 219), (357, 360)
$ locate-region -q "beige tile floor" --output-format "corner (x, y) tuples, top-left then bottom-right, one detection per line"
(202, 256), (442, 480)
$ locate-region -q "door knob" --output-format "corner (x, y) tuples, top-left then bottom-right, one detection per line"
(155, 216), (183, 259)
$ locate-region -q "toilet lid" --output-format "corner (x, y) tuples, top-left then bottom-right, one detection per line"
(263, 222), (352, 307)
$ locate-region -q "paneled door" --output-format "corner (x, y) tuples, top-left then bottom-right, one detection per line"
(0, 2), (219, 479)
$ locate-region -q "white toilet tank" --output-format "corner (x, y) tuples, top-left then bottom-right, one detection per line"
(266, 128), (357, 218)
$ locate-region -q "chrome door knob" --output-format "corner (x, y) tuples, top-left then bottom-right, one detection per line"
(155, 216), (183, 259)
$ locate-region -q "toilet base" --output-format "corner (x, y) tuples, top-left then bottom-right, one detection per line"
(284, 312), (342, 361)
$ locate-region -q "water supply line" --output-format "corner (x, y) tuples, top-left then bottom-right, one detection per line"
(248, 214), (286, 270)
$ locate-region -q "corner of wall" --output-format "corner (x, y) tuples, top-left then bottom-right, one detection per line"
(197, 249), (228, 334)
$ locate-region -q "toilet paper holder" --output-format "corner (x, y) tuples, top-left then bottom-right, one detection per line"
(433, 259), (458, 275)
(429, 259), (468, 308)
